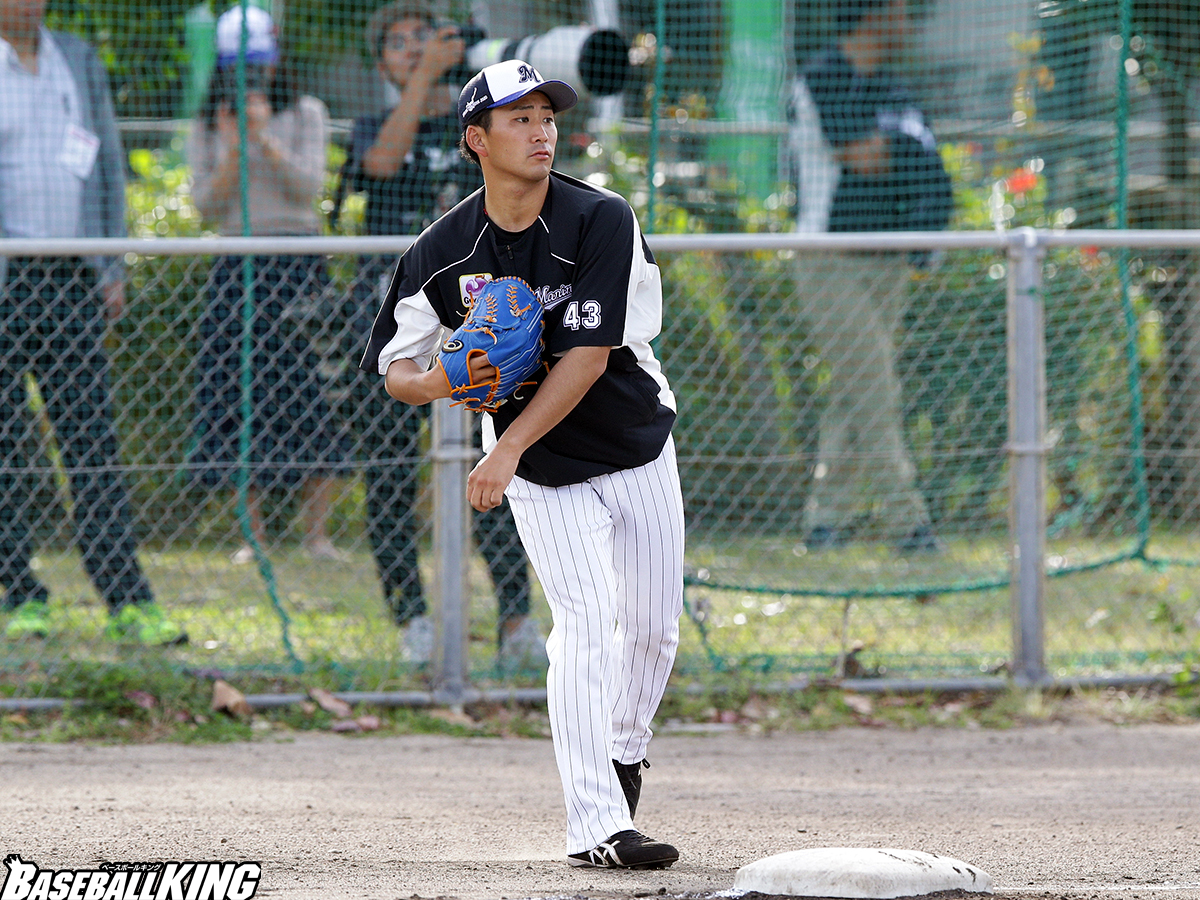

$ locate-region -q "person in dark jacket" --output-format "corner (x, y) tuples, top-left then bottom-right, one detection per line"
(787, 0), (948, 553)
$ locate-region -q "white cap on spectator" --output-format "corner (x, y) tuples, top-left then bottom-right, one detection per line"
(216, 5), (279, 68)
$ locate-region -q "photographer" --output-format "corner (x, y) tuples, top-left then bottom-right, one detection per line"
(356, 2), (465, 220)
(335, 0), (539, 670)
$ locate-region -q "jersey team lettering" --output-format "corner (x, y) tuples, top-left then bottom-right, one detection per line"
(1, 856), (262, 900)
(534, 283), (572, 310)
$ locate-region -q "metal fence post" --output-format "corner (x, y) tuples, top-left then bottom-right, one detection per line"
(430, 400), (473, 705)
(1006, 227), (1048, 686)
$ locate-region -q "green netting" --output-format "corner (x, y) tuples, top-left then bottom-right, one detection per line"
(1, 0), (1199, 701)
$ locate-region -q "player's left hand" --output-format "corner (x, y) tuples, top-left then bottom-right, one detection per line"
(467, 444), (520, 512)
(468, 351), (498, 386)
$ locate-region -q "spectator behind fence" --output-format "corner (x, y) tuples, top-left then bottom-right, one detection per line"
(0, 0), (186, 645)
(186, 5), (351, 564)
(328, 0), (543, 670)
(787, 0), (952, 554)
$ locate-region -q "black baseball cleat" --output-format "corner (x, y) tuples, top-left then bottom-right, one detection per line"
(613, 758), (650, 818)
(568, 830), (679, 869)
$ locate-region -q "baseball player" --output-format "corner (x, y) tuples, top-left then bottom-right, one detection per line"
(360, 59), (684, 869)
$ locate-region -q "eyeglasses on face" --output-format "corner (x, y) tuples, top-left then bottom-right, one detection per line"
(384, 26), (433, 53)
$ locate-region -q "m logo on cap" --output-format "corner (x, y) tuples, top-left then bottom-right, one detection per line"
(517, 64), (537, 84)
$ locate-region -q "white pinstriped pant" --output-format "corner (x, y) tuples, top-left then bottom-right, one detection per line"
(504, 436), (685, 854)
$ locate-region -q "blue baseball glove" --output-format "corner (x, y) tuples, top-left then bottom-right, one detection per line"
(436, 276), (546, 412)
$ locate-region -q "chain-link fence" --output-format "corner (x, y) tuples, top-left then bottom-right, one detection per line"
(3, 230), (1198, 702)
(663, 228), (1200, 692)
(2, 0), (1199, 703)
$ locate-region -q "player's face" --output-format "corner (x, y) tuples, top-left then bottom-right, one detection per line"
(475, 92), (557, 183)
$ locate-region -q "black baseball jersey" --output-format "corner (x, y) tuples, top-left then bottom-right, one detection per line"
(797, 44), (949, 234)
(360, 170), (676, 488)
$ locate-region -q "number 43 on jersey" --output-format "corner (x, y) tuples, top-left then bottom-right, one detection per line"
(561, 299), (601, 330)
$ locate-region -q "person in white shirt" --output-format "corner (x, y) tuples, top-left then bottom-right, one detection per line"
(0, 0), (186, 645)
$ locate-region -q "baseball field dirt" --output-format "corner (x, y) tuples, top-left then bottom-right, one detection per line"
(2, 722), (1198, 900)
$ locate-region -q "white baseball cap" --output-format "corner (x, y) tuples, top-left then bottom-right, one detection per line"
(216, 5), (279, 68)
(457, 59), (578, 129)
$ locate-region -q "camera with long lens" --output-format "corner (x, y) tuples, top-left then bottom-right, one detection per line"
(444, 24), (632, 98)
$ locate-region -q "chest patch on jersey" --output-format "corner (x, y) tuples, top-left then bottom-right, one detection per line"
(459, 274), (494, 312)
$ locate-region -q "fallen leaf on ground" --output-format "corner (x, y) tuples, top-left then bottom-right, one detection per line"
(212, 680), (251, 718)
(429, 708), (476, 727)
(125, 691), (157, 711)
(739, 696), (778, 722)
(308, 688), (354, 719)
(843, 692), (874, 716)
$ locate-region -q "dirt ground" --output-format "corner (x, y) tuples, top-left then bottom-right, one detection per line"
(2, 722), (1199, 900)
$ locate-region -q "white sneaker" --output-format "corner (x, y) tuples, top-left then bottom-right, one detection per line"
(498, 616), (549, 673)
(302, 540), (350, 562)
(401, 615), (434, 666)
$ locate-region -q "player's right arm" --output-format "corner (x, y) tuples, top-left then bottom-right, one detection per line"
(363, 258), (447, 381)
(467, 345), (610, 511)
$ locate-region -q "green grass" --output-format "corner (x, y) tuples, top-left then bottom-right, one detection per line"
(2, 529), (1198, 709)
(654, 679), (1200, 732)
(679, 528), (1199, 681)
(1, 543), (550, 699)
(4, 676), (1197, 745)
(0, 658), (554, 744)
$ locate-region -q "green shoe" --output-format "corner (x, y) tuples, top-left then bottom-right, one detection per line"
(5, 601), (49, 639)
(105, 603), (188, 646)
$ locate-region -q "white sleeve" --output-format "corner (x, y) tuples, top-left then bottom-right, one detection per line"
(375, 287), (446, 375)
(621, 219), (676, 412)
(789, 79), (839, 235)
(620, 216), (662, 349)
